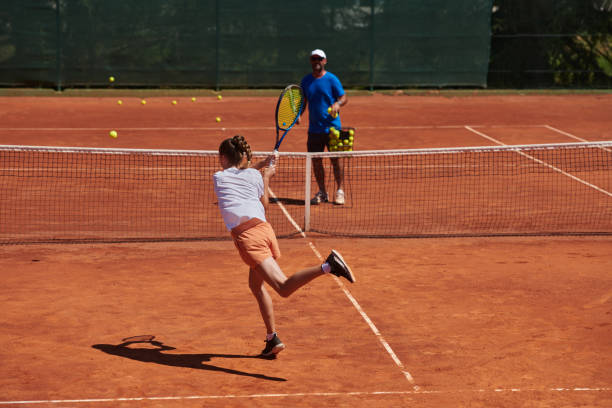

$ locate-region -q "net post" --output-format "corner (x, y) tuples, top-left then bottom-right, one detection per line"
(304, 154), (312, 232)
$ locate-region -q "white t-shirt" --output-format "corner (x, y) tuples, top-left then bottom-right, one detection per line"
(213, 167), (267, 230)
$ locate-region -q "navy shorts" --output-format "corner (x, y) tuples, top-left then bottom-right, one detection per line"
(307, 132), (330, 152)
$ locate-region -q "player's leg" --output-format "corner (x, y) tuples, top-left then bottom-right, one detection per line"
(248, 267), (275, 334)
(255, 257), (324, 298)
(250, 267), (285, 357)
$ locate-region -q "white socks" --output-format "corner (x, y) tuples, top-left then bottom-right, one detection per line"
(266, 332), (276, 341)
(321, 262), (331, 273)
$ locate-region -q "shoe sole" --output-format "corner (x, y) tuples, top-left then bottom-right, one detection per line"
(262, 343), (285, 357)
(331, 250), (356, 283)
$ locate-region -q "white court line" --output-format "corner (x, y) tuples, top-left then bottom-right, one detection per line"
(464, 126), (612, 198)
(1, 387), (610, 405)
(267, 187), (418, 390)
(545, 125), (612, 153)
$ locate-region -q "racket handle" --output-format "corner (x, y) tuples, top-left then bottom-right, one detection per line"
(270, 149), (279, 167)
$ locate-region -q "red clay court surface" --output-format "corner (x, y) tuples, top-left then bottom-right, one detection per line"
(0, 93), (611, 407)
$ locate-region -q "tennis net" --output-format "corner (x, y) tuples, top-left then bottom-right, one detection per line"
(1, 142), (610, 244)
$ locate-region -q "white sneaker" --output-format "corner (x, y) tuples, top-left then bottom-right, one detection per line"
(335, 189), (345, 205)
(310, 191), (328, 205)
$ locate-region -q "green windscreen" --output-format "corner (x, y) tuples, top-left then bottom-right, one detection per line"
(0, 0), (493, 89)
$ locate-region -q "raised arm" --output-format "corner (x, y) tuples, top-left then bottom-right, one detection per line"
(260, 165), (276, 209)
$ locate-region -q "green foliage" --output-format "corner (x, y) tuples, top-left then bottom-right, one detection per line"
(490, 0), (611, 87)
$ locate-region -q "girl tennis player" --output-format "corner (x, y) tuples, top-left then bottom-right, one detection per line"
(213, 135), (355, 357)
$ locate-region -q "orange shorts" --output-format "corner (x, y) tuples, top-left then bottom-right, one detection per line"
(231, 218), (281, 269)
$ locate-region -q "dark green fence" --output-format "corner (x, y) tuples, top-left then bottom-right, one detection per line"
(1, 1), (609, 90)
(0, 0), (492, 89)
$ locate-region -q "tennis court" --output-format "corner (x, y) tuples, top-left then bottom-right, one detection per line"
(1, 93), (611, 407)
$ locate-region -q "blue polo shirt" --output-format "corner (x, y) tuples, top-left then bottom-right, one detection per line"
(300, 72), (344, 134)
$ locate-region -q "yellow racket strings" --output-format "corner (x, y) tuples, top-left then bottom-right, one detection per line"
(277, 88), (302, 129)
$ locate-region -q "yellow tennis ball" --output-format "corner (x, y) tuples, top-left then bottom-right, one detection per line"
(191, 97), (196, 102)
(215, 117), (221, 122)
(349, 135), (354, 141)
(349, 129), (354, 136)
(327, 106), (332, 113)
(117, 100), (123, 105)
(329, 127), (336, 133)
(337, 141), (343, 147)
(172, 100), (177, 105)
(141, 99), (146, 105)
(109, 76), (115, 83)
(217, 94), (222, 100)
(109, 130), (118, 139)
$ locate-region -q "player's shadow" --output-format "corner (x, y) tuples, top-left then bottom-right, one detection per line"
(92, 339), (286, 382)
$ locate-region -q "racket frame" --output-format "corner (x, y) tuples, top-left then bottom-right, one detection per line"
(274, 84), (304, 152)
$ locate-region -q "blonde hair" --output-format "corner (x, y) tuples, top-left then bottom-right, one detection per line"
(218, 135), (252, 168)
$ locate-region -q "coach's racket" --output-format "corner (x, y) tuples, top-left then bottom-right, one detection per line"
(272, 84), (304, 166)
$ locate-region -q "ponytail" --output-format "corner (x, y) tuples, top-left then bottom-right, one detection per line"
(218, 135), (252, 168)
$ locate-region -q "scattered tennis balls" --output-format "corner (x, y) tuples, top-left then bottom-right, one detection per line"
(215, 117), (221, 122)
(141, 99), (147, 105)
(172, 100), (177, 105)
(191, 97), (197, 102)
(217, 94), (222, 100)
(109, 76), (115, 83)
(117, 100), (123, 105)
(109, 130), (118, 139)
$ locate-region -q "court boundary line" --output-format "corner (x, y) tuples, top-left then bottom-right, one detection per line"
(266, 187), (418, 390)
(545, 124), (612, 153)
(464, 126), (612, 198)
(2, 387), (611, 405)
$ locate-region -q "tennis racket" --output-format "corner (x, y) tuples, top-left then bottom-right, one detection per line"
(272, 84), (304, 166)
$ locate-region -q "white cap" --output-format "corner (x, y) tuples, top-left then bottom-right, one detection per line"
(311, 49), (327, 59)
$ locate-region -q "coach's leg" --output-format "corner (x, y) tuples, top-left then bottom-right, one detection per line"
(312, 157), (326, 193)
(331, 157), (343, 191)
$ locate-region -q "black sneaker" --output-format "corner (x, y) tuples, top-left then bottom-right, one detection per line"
(260, 334), (285, 357)
(310, 191), (328, 205)
(326, 250), (356, 283)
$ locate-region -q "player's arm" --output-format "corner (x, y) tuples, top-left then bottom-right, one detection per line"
(251, 155), (274, 170)
(260, 165), (276, 209)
